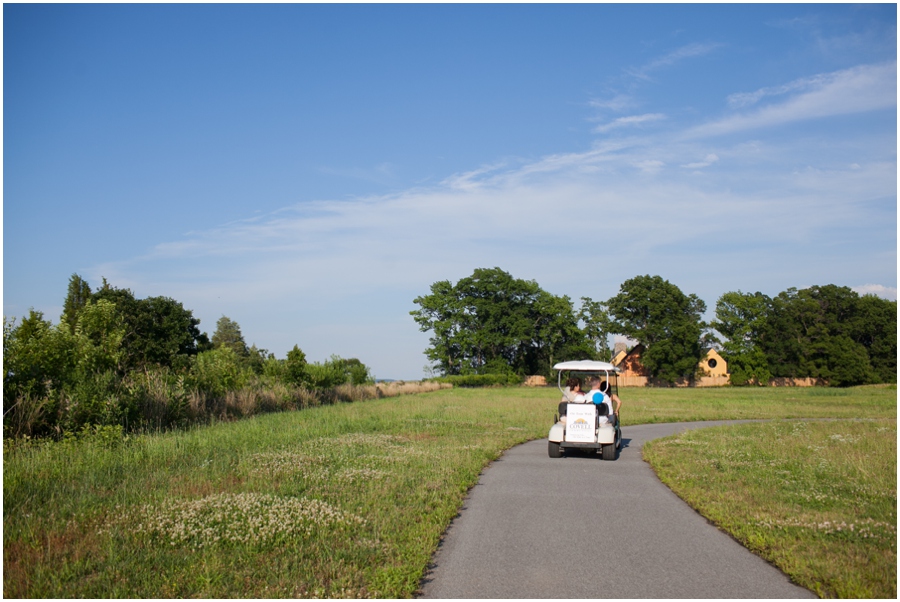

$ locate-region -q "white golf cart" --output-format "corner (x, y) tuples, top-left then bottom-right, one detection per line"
(548, 360), (622, 461)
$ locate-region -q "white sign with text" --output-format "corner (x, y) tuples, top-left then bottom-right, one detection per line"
(565, 404), (596, 443)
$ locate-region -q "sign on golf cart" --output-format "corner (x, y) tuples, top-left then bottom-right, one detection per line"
(564, 404), (597, 443)
(548, 360), (622, 461)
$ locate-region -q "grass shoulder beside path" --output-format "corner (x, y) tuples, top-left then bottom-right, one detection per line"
(4, 384), (896, 598)
(644, 419), (896, 598)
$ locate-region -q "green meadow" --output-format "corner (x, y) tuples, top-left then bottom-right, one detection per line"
(4, 385), (896, 598)
(644, 418), (896, 598)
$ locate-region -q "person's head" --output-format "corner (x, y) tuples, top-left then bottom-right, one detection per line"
(588, 376), (601, 390)
(599, 381), (609, 393)
(566, 376), (582, 391)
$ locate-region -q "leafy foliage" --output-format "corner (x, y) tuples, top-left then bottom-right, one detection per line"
(711, 291), (773, 385)
(607, 275), (707, 384)
(3, 275), (376, 439)
(92, 282), (207, 372)
(714, 285), (896, 386)
(578, 296), (614, 361)
(211, 315), (249, 357)
(411, 267), (593, 377)
(188, 347), (253, 398)
(429, 373), (523, 387)
(61, 273), (92, 334)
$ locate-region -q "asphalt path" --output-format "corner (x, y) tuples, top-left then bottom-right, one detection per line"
(418, 421), (816, 599)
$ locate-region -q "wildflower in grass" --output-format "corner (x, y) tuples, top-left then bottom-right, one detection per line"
(124, 493), (365, 549)
(338, 468), (388, 483)
(753, 516), (896, 542)
(242, 451), (332, 481)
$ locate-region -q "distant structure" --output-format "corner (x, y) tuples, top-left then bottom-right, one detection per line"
(612, 341), (628, 367)
(699, 348), (728, 379)
(611, 344), (730, 387)
(524, 375), (547, 387)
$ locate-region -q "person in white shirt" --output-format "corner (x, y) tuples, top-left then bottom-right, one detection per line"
(559, 377), (586, 425)
(561, 377), (586, 402)
(586, 377), (616, 425)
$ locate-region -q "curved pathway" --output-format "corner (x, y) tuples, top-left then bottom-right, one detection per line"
(418, 421), (815, 599)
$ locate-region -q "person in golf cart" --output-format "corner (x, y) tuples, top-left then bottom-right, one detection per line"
(561, 376), (586, 402)
(600, 380), (623, 422)
(558, 377), (586, 425)
(585, 377), (615, 425)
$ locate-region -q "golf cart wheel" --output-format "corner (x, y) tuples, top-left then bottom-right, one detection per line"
(548, 441), (563, 458)
(602, 443), (617, 461)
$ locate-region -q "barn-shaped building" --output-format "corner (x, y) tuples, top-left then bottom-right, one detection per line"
(612, 344), (730, 387)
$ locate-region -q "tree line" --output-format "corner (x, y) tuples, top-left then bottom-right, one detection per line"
(411, 267), (896, 387)
(4, 275), (374, 438)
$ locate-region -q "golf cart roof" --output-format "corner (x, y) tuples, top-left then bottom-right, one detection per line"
(553, 360), (621, 373)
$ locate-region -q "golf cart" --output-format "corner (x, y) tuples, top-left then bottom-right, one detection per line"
(548, 360), (622, 461)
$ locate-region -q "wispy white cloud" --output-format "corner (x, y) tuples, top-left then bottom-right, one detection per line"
(687, 62), (896, 138)
(89, 62), (896, 377)
(589, 94), (635, 112)
(680, 154), (719, 169)
(594, 113), (666, 133)
(104, 129), (893, 306)
(726, 74), (831, 109)
(632, 159), (666, 173)
(626, 42), (720, 81)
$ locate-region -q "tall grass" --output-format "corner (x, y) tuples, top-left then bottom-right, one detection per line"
(4, 387), (548, 598)
(4, 385), (896, 598)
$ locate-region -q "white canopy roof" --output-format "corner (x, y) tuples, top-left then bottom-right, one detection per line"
(553, 359), (620, 373)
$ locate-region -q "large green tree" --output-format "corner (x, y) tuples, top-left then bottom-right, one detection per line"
(758, 285), (893, 386)
(92, 281), (207, 372)
(853, 294), (897, 383)
(411, 267), (591, 376)
(606, 275), (707, 384)
(710, 291), (773, 385)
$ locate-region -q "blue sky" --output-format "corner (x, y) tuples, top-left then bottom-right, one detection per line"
(4, 3), (897, 380)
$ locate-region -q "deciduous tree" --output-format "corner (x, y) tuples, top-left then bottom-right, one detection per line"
(606, 275), (706, 384)
(92, 282), (206, 372)
(578, 297), (613, 361)
(411, 267), (590, 376)
(711, 291), (773, 385)
(759, 285), (884, 386)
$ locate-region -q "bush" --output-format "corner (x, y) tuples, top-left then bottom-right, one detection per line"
(430, 373), (523, 387)
(303, 361), (348, 389)
(63, 369), (121, 430)
(188, 347), (252, 398)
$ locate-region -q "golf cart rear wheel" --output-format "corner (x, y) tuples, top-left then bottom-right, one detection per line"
(548, 441), (563, 458)
(602, 443), (617, 461)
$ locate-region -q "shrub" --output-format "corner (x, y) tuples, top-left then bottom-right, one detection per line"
(188, 347), (252, 397)
(430, 373), (523, 387)
(303, 362), (346, 389)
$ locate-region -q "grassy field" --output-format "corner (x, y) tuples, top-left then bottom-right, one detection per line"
(644, 419), (896, 598)
(3, 384), (896, 598)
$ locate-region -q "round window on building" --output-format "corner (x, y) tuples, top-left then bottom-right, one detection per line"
(708, 358), (718, 369)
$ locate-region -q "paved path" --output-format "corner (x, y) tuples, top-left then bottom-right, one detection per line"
(418, 421), (815, 599)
